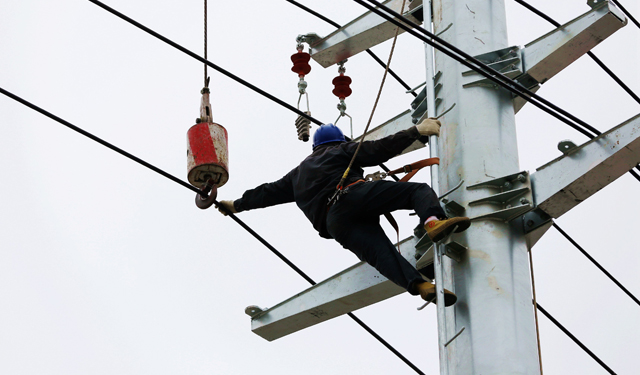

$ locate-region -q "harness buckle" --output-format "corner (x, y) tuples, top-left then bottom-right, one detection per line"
(365, 171), (387, 182)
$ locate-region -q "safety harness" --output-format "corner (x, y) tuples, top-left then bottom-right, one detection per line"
(328, 157), (440, 250)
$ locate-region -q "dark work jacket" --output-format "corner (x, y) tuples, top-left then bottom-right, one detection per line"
(234, 127), (423, 238)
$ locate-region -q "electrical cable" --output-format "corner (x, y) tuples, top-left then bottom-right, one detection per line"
(536, 303), (616, 375)
(0, 86), (203, 196)
(56, 3), (637, 370)
(513, 0), (640, 107)
(87, 0), (322, 126)
(285, 0), (417, 97)
(289, 0), (637, 180)
(88, 0), (406, 182)
(0, 85), (425, 375)
(553, 223), (640, 307)
(611, 0), (640, 30)
(354, 0), (640, 182)
(354, 0), (600, 139)
(512, 0), (640, 179)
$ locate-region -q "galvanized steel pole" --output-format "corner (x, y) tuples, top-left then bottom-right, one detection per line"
(431, 0), (540, 373)
(422, 2), (453, 374)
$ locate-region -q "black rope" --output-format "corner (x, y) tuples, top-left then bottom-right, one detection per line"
(536, 303), (617, 374)
(1, 84), (424, 375)
(512, 0), (640, 179)
(355, 0), (640, 182)
(285, 0), (417, 97)
(611, 0), (640, 30)
(0, 86), (202, 195)
(553, 223), (640, 307)
(513, 0), (640, 107)
(218, 201), (425, 375)
(354, 0), (599, 139)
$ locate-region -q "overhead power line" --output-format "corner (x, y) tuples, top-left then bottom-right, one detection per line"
(0, 86), (203, 196)
(354, 0), (599, 138)
(536, 303), (616, 375)
(87, 0), (322, 126)
(0, 85), (424, 375)
(285, 0), (418, 97)
(57, 2), (635, 371)
(553, 223), (640, 307)
(513, 0), (640, 106)
(353, 0), (640, 182)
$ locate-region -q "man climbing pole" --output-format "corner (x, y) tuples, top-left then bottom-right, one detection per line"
(217, 119), (470, 305)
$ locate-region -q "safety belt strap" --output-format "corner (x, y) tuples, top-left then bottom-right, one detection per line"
(383, 157), (440, 251)
(386, 157), (440, 182)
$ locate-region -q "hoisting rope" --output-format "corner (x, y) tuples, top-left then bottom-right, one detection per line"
(204, 0), (208, 86)
(329, 0), (407, 205)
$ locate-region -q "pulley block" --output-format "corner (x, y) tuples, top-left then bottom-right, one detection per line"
(187, 86), (229, 209)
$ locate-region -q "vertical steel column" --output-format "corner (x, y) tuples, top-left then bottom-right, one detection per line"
(431, 0), (540, 374)
(422, 2), (453, 374)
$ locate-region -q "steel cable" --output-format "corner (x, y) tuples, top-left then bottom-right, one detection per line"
(553, 223), (640, 307)
(536, 303), (616, 375)
(354, 0), (599, 138)
(87, 0), (322, 126)
(87, 0), (404, 182)
(512, 0), (640, 179)
(56, 3), (637, 371)
(354, 0), (640, 182)
(0, 85), (425, 375)
(285, 0), (417, 97)
(0, 86), (203, 195)
(204, 0), (208, 85)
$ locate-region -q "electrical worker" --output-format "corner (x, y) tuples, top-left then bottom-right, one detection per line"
(217, 119), (470, 305)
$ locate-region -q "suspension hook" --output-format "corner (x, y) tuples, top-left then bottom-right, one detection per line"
(195, 177), (218, 209)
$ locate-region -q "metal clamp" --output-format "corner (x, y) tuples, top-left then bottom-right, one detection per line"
(365, 171), (388, 182)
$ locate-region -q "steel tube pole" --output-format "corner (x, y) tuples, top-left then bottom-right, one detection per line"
(422, 2), (452, 374)
(431, 0), (540, 373)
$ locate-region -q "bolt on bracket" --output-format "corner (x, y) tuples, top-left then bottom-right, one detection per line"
(467, 170), (534, 222)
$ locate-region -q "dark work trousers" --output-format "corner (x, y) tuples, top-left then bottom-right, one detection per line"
(326, 180), (446, 295)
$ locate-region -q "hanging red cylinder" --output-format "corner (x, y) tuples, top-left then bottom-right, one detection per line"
(187, 122), (229, 189)
(291, 51), (312, 77)
(332, 74), (352, 99)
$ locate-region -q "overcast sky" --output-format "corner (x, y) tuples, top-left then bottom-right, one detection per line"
(1, 0), (639, 374)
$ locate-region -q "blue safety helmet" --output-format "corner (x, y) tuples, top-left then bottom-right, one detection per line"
(312, 123), (346, 149)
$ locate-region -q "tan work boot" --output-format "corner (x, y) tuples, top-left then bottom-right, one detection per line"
(425, 217), (471, 242)
(416, 282), (457, 306)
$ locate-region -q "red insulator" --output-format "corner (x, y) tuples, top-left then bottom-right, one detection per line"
(332, 74), (352, 99)
(291, 52), (311, 77)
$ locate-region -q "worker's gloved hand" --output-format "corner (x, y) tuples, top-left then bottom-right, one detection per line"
(416, 118), (441, 137)
(217, 200), (238, 216)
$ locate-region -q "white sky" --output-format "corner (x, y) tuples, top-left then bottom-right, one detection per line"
(1, 0), (638, 374)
